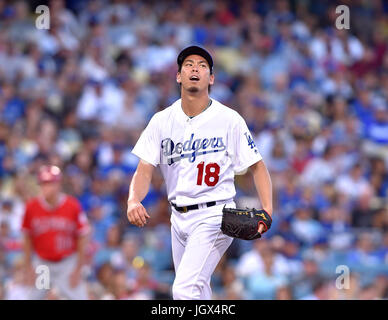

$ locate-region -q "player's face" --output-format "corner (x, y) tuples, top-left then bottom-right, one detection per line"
(40, 181), (61, 200)
(177, 54), (214, 93)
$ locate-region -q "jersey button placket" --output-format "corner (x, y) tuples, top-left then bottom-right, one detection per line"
(175, 120), (192, 204)
(182, 120), (192, 168)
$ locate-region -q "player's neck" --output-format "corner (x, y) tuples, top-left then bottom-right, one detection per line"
(181, 92), (211, 118)
(41, 193), (64, 209)
(45, 196), (59, 208)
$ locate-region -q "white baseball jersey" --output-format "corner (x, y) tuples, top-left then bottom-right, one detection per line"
(132, 98), (262, 207)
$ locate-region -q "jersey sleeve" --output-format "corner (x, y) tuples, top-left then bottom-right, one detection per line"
(131, 113), (161, 167)
(231, 115), (262, 173)
(74, 200), (91, 236)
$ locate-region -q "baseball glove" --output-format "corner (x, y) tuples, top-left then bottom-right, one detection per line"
(221, 207), (272, 240)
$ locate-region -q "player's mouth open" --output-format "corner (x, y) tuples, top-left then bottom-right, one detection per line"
(190, 76), (200, 81)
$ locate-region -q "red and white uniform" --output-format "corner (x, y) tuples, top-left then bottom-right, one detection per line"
(22, 195), (90, 262)
(22, 194), (90, 300)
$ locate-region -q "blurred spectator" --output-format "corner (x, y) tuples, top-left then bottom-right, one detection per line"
(112, 268), (130, 300)
(0, 220), (22, 267)
(3, 257), (29, 300)
(300, 145), (336, 188)
(357, 280), (385, 300)
(289, 256), (321, 299)
(351, 193), (376, 228)
(129, 262), (170, 300)
(217, 264), (244, 300)
(93, 223), (122, 267)
(114, 77), (146, 132)
(76, 77), (124, 127)
(300, 277), (331, 300)
(87, 196), (117, 246)
(372, 209), (388, 232)
(236, 238), (290, 279)
(110, 234), (140, 281)
(335, 163), (372, 200)
(368, 157), (388, 199)
(362, 103), (388, 167)
(0, 197), (24, 238)
(276, 172), (303, 217)
(271, 235), (303, 277)
(346, 233), (381, 274)
(94, 262), (115, 299)
(244, 246), (288, 299)
(290, 207), (325, 245)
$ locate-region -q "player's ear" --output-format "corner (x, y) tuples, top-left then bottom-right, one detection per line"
(176, 72), (181, 84)
(209, 73), (214, 86)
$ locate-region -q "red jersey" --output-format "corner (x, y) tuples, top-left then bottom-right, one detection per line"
(22, 194), (90, 262)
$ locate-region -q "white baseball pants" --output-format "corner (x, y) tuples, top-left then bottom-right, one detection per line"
(170, 201), (234, 300)
(26, 254), (88, 300)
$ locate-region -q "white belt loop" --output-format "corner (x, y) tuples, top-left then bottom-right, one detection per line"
(215, 199), (233, 207)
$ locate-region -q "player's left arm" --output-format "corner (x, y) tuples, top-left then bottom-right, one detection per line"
(75, 234), (88, 270)
(249, 159), (273, 217)
(71, 206), (90, 288)
(69, 234), (88, 288)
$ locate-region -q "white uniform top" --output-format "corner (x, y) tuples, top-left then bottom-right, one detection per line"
(132, 98), (262, 207)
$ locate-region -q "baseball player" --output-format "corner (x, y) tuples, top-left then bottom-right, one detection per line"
(22, 165), (90, 300)
(127, 46), (273, 300)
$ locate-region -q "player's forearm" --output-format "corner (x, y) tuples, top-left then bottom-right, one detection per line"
(23, 234), (33, 266)
(128, 163), (154, 203)
(251, 160), (273, 216)
(75, 235), (87, 269)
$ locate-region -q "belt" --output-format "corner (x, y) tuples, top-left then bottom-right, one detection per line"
(171, 201), (217, 213)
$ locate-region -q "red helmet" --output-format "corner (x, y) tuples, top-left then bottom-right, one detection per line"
(38, 165), (62, 184)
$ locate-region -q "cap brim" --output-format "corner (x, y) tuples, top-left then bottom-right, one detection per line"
(177, 46), (213, 71)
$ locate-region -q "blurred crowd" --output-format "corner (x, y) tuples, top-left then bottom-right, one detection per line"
(1, 0), (388, 300)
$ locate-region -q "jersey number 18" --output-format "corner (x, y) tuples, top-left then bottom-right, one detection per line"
(196, 162), (220, 187)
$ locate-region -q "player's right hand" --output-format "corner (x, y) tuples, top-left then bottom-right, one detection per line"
(127, 200), (150, 227)
(24, 263), (36, 286)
